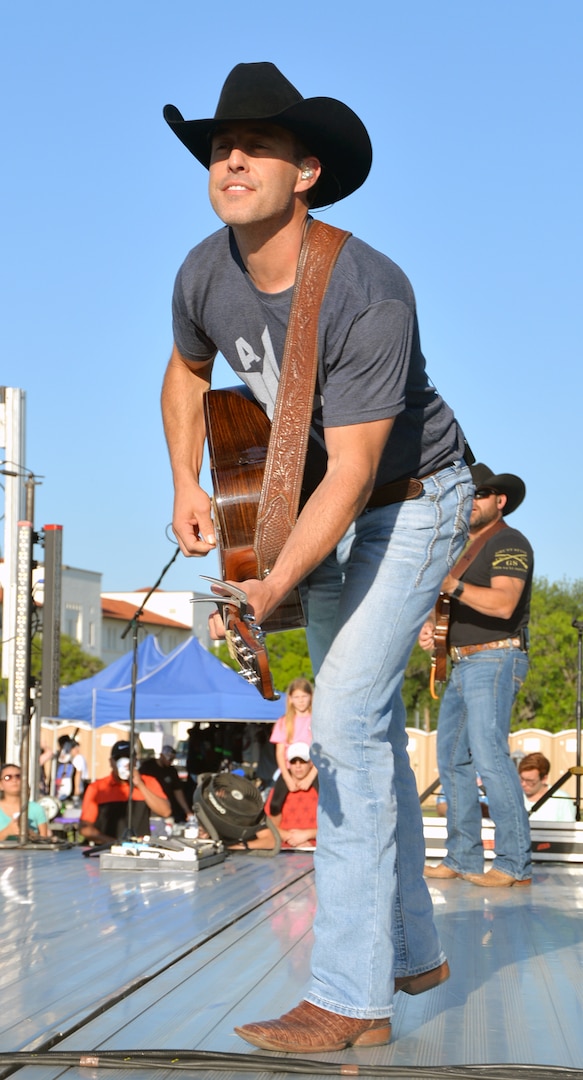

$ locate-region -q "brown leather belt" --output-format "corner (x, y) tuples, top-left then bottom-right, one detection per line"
(366, 477), (423, 508)
(449, 637), (522, 662)
(366, 463), (458, 510)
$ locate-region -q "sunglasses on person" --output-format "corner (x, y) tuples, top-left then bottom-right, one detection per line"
(474, 488), (499, 500)
(2, 773), (21, 781)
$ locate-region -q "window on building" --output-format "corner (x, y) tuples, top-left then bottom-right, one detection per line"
(65, 604), (82, 643)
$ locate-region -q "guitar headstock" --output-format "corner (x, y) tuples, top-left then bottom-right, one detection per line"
(224, 612), (279, 701)
(195, 576), (279, 701)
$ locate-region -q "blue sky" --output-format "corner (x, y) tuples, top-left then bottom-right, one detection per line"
(1, 1), (581, 598)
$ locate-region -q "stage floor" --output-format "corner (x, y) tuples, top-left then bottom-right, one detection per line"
(1, 845), (582, 1080)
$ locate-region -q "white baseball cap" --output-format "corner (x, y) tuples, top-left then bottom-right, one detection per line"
(287, 742), (311, 762)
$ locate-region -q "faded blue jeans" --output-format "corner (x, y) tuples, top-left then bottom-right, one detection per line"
(436, 647), (531, 879)
(300, 462), (473, 1019)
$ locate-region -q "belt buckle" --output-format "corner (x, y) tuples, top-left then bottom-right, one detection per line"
(450, 645), (462, 663)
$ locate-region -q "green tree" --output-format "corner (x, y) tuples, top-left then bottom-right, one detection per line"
(402, 642), (441, 730)
(513, 577), (583, 731)
(30, 633), (105, 686)
(216, 627), (313, 693)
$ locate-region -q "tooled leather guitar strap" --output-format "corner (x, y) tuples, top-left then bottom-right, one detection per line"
(253, 220), (351, 578)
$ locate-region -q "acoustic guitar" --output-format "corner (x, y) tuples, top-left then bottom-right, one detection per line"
(201, 386), (307, 700)
(430, 592), (450, 699)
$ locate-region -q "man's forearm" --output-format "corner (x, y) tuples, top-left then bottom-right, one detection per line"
(161, 347), (211, 484)
(161, 347), (217, 554)
(247, 461), (377, 622)
(259, 418), (394, 615)
(175, 790), (192, 816)
(442, 573), (525, 621)
(135, 781), (171, 819)
(80, 822), (116, 845)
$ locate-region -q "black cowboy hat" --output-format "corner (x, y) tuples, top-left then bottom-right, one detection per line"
(470, 463), (526, 516)
(163, 62), (372, 209)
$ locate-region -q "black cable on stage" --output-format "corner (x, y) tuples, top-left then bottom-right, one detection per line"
(0, 1051), (579, 1079)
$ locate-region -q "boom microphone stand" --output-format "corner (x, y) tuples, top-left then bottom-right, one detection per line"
(119, 546), (180, 836)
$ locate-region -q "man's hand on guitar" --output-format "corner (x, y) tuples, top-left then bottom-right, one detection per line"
(418, 619), (435, 653)
(206, 576), (279, 637)
(200, 577), (280, 700)
(172, 484), (216, 557)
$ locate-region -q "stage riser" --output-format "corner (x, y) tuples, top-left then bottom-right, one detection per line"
(423, 818), (583, 863)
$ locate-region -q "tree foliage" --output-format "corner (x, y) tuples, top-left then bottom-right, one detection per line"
(30, 633), (105, 686)
(0, 634), (104, 724)
(216, 628), (313, 693)
(216, 578), (583, 732)
(513, 578), (583, 731)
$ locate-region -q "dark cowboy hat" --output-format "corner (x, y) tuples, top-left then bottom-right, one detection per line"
(470, 463), (526, 516)
(163, 62), (372, 209)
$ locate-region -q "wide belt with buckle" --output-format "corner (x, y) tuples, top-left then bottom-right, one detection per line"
(449, 637), (523, 662)
(366, 461), (459, 510)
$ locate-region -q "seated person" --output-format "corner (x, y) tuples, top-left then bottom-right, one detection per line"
(80, 740), (171, 845)
(266, 742), (318, 848)
(230, 742), (318, 851)
(519, 752), (576, 822)
(140, 745), (192, 823)
(0, 763), (49, 841)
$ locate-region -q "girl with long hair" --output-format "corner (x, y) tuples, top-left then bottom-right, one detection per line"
(269, 679), (317, 812)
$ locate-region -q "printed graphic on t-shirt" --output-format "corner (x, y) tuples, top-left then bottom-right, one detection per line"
(491, 547), (530, 573)
(235, 327), (279, 417)
(234, 325), (326, 452)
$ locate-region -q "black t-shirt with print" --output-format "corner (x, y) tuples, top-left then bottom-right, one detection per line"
(448, 525), (533, 647)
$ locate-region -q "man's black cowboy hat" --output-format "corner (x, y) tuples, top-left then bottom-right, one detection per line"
(163, 62), (372, 209)
(470, 463), (526, 516)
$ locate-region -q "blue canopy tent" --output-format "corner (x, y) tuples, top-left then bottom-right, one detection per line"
(58, 635), (283, 725)
(57, 635), (167, 723)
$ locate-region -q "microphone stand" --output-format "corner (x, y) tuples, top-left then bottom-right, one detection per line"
(119, 547), (180, 836)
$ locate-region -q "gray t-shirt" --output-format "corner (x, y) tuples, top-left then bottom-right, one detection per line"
(172, 225), (467, 490)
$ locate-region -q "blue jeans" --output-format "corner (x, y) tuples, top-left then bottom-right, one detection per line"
(436, 648), (531, 879)
(300, 462), (473, 1019)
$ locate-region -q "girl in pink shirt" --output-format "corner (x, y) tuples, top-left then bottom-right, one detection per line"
(270, 678), (317, 795)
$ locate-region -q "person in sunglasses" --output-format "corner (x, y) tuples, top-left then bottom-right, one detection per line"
(0, 765), (49, 841)
(420, 463), (533, 887)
